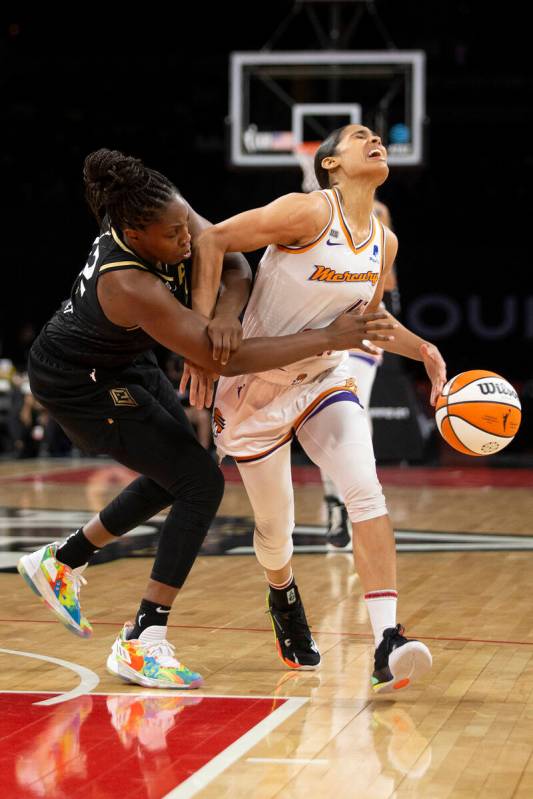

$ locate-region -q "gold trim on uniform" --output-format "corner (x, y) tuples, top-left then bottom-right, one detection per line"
(99, 260), (148, 273)
(111, 227), (137, 255)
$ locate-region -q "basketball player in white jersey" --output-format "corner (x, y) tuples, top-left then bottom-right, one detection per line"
(193, 124), (446, 693)
(322, 198), (396, 548)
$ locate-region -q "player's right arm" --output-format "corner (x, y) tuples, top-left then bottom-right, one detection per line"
(97, 268), (395, 378)
(192, 192), (330, 326)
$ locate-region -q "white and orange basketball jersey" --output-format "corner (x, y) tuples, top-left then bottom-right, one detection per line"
(214, 188), (387, 462)
(241, 186), (385, 386)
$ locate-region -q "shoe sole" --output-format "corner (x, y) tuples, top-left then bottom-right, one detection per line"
(17, 556), (92, 639)
(372, 641), (432, 694)
(275, 640), (320, 671)
(106, 654), (203, 689)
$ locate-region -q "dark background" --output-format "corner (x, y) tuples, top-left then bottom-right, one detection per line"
(1, 3), (531, 387)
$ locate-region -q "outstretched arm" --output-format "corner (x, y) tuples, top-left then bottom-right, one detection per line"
(192, 191), (331, 329)
(367, 228), (447, 405)
(97, 268), (396, 378)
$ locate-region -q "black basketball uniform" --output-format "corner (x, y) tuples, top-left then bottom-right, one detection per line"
(29, 218), (193, 461)
(28, 218), (225, 589)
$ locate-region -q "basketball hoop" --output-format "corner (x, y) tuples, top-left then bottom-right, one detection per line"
(294, 141), (321, 193)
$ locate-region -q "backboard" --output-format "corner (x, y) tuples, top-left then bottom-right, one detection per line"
(229, 50), (426, 168)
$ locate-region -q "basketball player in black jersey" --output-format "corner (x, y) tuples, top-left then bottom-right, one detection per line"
(17, 148), (395, 688)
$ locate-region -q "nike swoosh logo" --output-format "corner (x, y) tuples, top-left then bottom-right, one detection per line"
(156, 606), (170, 614)
(326, 240), (344, 246)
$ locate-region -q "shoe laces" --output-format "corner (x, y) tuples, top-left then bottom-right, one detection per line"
(382, 624), (408, 653)
(384, 624), (406, 640)
(269, 604), (313, 646)
(64, 570), (87, 599)
(144, 640), (186, 670)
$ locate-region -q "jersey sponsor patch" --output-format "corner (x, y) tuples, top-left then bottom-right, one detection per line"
(109, 388), (138, 407)
(308, 265), (379, 285)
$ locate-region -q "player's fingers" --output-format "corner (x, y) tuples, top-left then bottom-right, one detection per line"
(196, 379), (207, 410)
(359, 342), (381, 355)
(354, 311), (388, 320)
(179, 364), (191, 395)
(365, 332), (395, 342)
(189, 373), (199, 407)
(364, 320), (397, 330)
(205, 379), (214, 409)
(220, 334), (232, 366)
(211, 333), (222, 361)
(231, 329), (243, 351)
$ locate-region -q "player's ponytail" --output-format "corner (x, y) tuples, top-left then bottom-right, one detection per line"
(83, 148), (179, 230)
(314, 126), (348, 190)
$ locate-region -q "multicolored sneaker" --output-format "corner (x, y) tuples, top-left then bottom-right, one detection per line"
(371, 624), (432, 694)
(106, 623), (204, 689)
(17, 542), (92, 638)
(267, 590), (321, 670)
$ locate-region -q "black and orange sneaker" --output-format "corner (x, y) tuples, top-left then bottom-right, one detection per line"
(371, 624), (432, 694)
(267, 591), (321, 670)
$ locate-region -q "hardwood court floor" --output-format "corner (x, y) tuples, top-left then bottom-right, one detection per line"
(2, 457), (533, 798)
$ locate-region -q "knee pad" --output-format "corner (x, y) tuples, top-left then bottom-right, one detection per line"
(253, 505), (294, 571)
(344, 473), (388, 524)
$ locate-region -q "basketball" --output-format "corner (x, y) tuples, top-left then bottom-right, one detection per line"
(435, 370), (521, 456)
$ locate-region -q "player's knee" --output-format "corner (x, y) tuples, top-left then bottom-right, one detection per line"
(252, 509), (294, 571)
(168, 450), (224, 513)
(343, 475), (387, 523)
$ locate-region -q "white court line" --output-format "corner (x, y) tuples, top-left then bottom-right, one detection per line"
(162, 697), (308, 798)
(0, 690), (290, 700)
(0, 648), (99, 706)
(247, 757), (329, 765)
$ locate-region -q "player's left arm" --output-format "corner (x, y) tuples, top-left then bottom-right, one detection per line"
(366, 227), (447, 406)
(184, 201), (253, 407)
(188, 205), (252, 324)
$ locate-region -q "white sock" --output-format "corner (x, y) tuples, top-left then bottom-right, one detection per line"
(364, 589), (398, 648)
(267, 569), (294, 591)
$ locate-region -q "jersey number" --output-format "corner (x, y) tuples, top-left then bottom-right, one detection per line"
(78, 237), (100, 297)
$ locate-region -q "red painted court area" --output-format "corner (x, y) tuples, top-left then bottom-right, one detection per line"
(2, 692), (283, 798)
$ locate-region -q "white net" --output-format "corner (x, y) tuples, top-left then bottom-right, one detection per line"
(294, 143), (320, 193)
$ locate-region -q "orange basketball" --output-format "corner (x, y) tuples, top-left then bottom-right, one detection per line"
(435, 370), (521, 456)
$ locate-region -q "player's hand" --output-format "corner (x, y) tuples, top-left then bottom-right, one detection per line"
(207, 314), (243, 366)
(420, 342), (447, 406)
(327, 310), (397, 353)
(179, 361), (219, 409)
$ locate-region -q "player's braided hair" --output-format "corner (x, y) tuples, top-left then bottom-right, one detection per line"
(314, 126), (348, 190)
(83, 148), (179, 229)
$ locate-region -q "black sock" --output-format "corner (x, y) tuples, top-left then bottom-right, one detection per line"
(130, 598), (171, 639)
(269, 578), (300, 611)
(56, 528), (100, 569)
